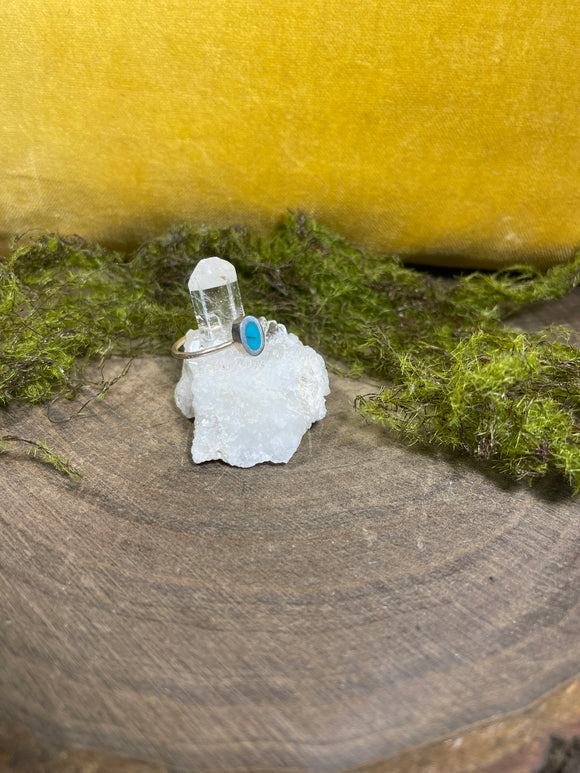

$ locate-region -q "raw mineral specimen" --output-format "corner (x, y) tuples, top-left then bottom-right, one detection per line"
(174, 320), (329, 467)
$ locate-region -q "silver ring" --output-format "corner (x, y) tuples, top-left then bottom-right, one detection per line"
(172, 315), (266, 359)
(171, 336), (234, 359)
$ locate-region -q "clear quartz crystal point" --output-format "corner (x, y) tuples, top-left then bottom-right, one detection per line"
(188, 257), (245, 348)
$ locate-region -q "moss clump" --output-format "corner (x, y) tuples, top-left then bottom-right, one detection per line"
(1, 213), (579, 489)
(356, 331), (580, 487)
(0, 234), (182, 406)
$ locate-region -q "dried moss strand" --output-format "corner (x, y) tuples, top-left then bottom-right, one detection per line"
(0, 430), (82, 480)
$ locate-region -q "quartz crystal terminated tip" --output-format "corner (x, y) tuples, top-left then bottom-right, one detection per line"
(188, 257), (245, 348)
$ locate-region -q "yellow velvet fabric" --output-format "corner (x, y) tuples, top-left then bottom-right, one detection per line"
(1, 0), (579, 266)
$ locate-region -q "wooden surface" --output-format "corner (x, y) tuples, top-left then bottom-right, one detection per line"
(0, 291), (579, 772)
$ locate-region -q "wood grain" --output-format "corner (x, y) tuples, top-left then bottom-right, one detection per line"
(0, 292), (578, 771)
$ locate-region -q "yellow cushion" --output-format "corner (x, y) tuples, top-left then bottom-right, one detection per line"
(1, 0), (579, 267)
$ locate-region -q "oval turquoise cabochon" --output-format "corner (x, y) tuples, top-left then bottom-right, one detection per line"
(244, 320), (263, 352)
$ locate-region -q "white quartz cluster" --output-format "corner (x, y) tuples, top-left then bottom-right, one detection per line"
(174, 320), (330, 467)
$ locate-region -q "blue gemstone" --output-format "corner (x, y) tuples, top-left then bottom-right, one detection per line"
(244, 320), (262, 351)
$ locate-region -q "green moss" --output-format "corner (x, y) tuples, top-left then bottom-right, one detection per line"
(1, 213), (579, 489)
(356, 330), (580, 489)
(0, 429), (81, 480)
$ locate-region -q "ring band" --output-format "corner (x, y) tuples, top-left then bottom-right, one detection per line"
(171, 336), (234, 359)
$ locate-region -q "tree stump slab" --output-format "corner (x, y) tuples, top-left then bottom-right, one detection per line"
(0, 292), (578, 771)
